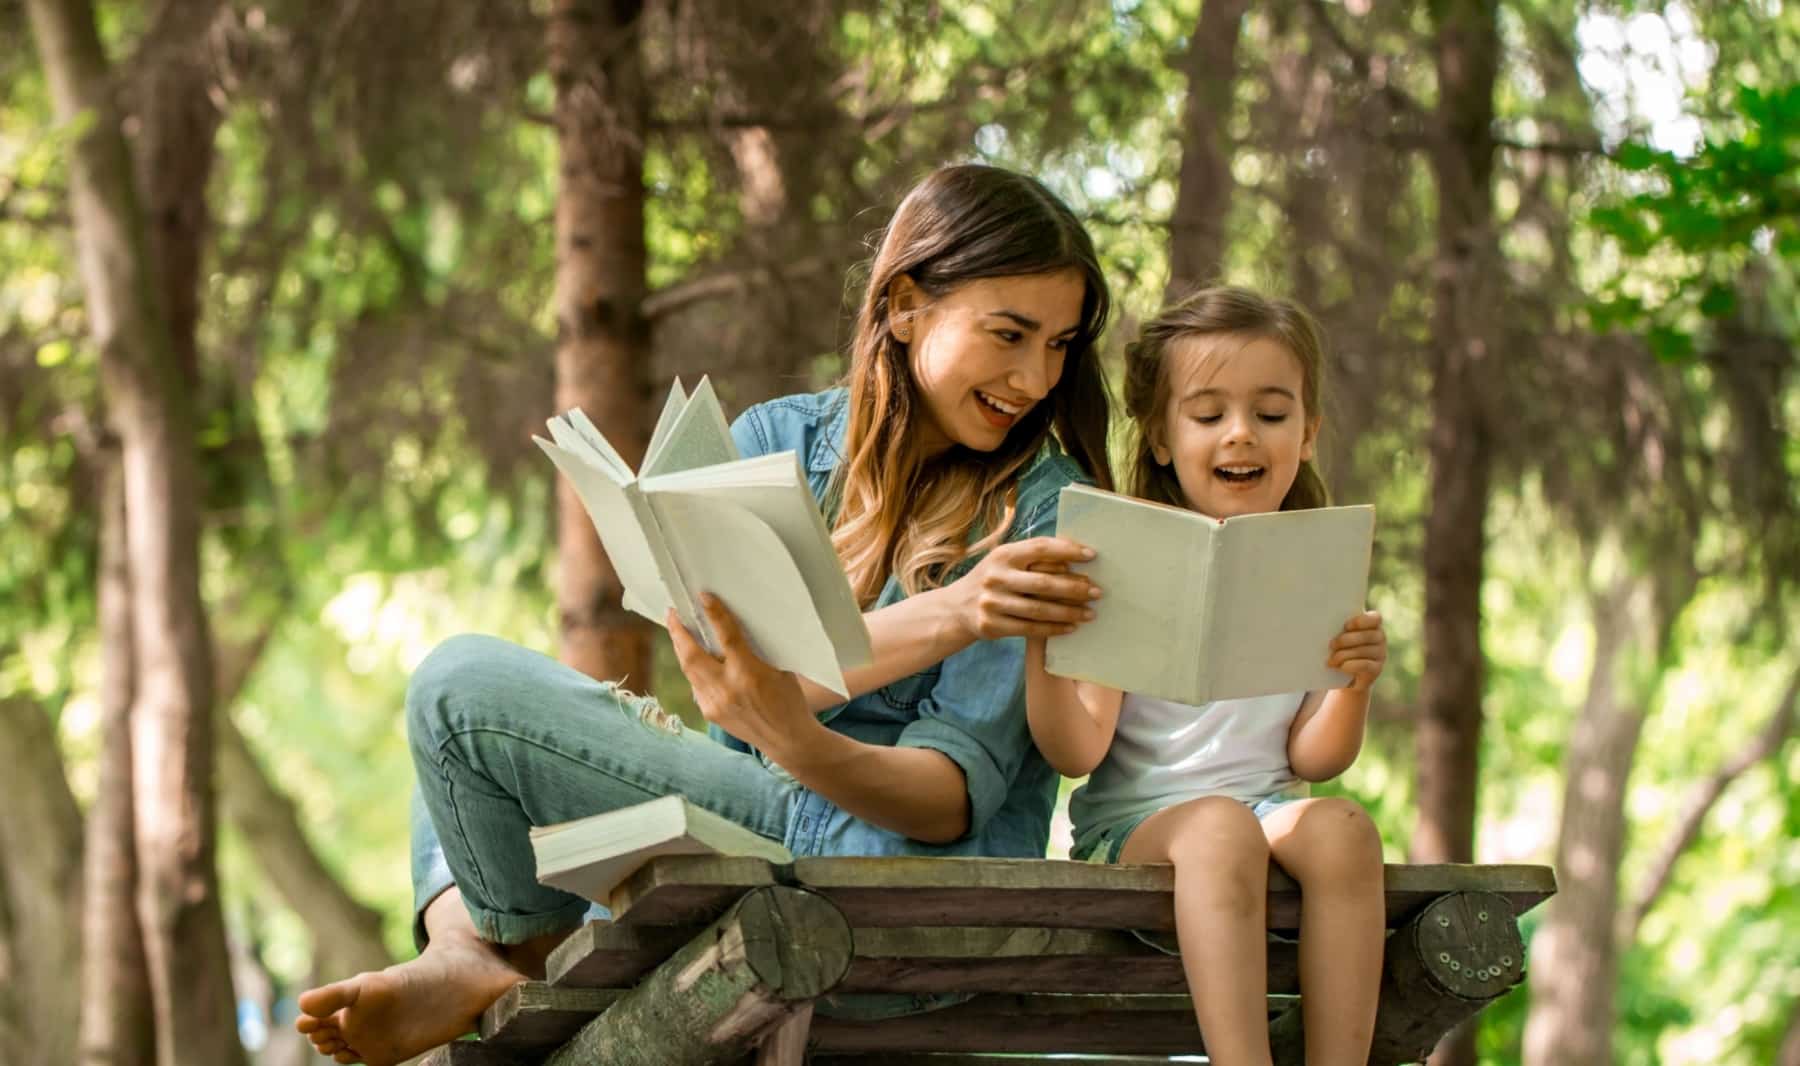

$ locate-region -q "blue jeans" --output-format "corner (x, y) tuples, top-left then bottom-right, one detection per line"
(407, 634), (798, 946)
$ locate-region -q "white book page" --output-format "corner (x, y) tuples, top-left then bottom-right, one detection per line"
(557, 409), (634, 480)
(648, 491), (850, 697)
(1203, 504), (1375, 702)
(534, 437), (674, 622)
(1045, 484), (1208, 701)
(643, 378), (689, 466)
(644, 453), (871, 671)
(641, 376), (738, 478)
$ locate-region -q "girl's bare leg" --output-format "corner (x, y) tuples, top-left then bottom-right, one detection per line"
(1121, 796), (1276, 1066)
(294, 887), (572, 1065)
(1261, 797), (1385, 1066)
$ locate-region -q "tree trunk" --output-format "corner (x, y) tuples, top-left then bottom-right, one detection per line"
(79, 455), (157, 1066)
(0, 696), (86, 1066)
(217, 710), (395, 981)
(1520, 581), (1641, 1066)
(1412, 4), (1499, 1066)
(24, 0), (241, 1062)
(549, 0), (657, 686)
(1165, 0), (1251, 300)
(1779, 993), (1800, 1066)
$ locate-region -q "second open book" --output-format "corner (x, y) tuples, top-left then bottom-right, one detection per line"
(534, 378), (871, 697)
(1046, 484), (1375, 705)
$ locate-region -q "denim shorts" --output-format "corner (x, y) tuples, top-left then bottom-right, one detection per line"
(1071, 792), (1304, 865)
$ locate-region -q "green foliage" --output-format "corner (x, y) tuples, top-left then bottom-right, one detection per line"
(1589, 82), (1800, 352)
(5, 2), (1799, 1064)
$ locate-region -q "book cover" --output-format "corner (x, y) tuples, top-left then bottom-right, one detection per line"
(1046, 484), (1374, 704)
(532, 795), (793, 904)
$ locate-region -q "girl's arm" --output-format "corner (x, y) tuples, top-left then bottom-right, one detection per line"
(1286, 610), (1387, 781)
(793, 536), (1103, 713)
(1025, 637), (1123, 777)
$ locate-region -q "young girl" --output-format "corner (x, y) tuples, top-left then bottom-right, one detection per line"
(1026, 286), (1389, 1066)
(297, 164), (1117, 1066)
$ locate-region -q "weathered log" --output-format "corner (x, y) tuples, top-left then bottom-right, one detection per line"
(755, 1001), (814, 1065)
(543, 884), (850, 1066)
(1368, 891), (1526, 1064)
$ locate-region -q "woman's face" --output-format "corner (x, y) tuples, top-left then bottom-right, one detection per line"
(892, 270), (1087, 457)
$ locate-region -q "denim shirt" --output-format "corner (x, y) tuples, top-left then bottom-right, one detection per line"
(718, 387), (1090, 860)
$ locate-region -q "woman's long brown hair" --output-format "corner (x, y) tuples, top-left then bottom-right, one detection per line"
(834, 165), (1113, 606)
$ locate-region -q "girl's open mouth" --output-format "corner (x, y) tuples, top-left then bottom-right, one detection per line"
(1215, 465), (1264, 484)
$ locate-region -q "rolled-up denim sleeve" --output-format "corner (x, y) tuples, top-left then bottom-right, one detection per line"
(892, 487), (1067, 837)
(894, 634), (1031, 837)
(409, 785), (456, 949)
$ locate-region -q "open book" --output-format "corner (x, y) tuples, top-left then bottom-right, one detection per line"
(1046, 484), (1375, 704)
(532, 795), (793, 904)
(534, 377), (872, 696)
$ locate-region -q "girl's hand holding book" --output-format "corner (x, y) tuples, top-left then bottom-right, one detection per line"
(951, 536), (1101, 642)
(1327, 610), (1387, 691)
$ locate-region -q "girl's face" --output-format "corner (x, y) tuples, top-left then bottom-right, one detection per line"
(1153, 333), (1319, 519)
(892, 271), (1086, 457)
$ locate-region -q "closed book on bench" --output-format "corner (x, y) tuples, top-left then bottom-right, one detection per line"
(1046, 484), (1375, 704)
(531, 795), (793, 903)
(534, 376), (873, 697)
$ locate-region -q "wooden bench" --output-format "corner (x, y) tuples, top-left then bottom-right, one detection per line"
(421, 855), (1555, 1066)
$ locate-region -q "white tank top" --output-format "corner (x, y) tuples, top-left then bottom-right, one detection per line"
(1069, 689), (1307, 836)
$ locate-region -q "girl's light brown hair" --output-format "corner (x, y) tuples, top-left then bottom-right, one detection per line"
(1123, 285), (1329, 512)
(834, 164), (1113, 606)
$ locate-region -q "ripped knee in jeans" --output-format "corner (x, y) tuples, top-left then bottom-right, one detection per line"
(600, 680), (684, 737)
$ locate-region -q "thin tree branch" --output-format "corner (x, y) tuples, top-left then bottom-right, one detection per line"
(642, 255), (832, 320)
(1619, 662), (1800, 944)
(1300, 0), (1428, 119)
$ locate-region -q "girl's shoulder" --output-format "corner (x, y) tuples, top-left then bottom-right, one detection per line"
(731, 387), (849, 465)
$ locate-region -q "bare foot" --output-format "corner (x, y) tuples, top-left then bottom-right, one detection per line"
(295, 932), (526, 1065)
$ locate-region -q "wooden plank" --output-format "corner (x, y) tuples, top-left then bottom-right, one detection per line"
(813, 1051), (1195, 1058)
(605, 857), (1557, 933)
(845, 926), (1300, 995)
(546, 920), (690, 989)
(419, 1043), (538, 1066)
(478, 983), (622, 1047)
(549, 921), (1302, 996)
(606, 854), (776, 925)
(807, 993), (1277, 1055)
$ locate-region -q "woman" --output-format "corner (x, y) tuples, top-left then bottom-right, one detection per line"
(298, 163), (1115, 1065)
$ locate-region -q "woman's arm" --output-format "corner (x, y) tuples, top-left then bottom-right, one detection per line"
(1287, 610), (1387, 781)
(794, 536), (1103, 713)
(672, 595), (974, 842)
(1024, 638), (1122, 777)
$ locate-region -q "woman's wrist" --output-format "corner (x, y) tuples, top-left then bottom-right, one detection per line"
(758, 711), (842, 775)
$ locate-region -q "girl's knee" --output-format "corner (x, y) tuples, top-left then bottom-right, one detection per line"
(1293, 797), (1384, 878)
(1167, 796), (1269, 865)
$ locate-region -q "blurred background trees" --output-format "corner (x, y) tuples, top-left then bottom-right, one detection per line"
(2, 1), (1795, 1064)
